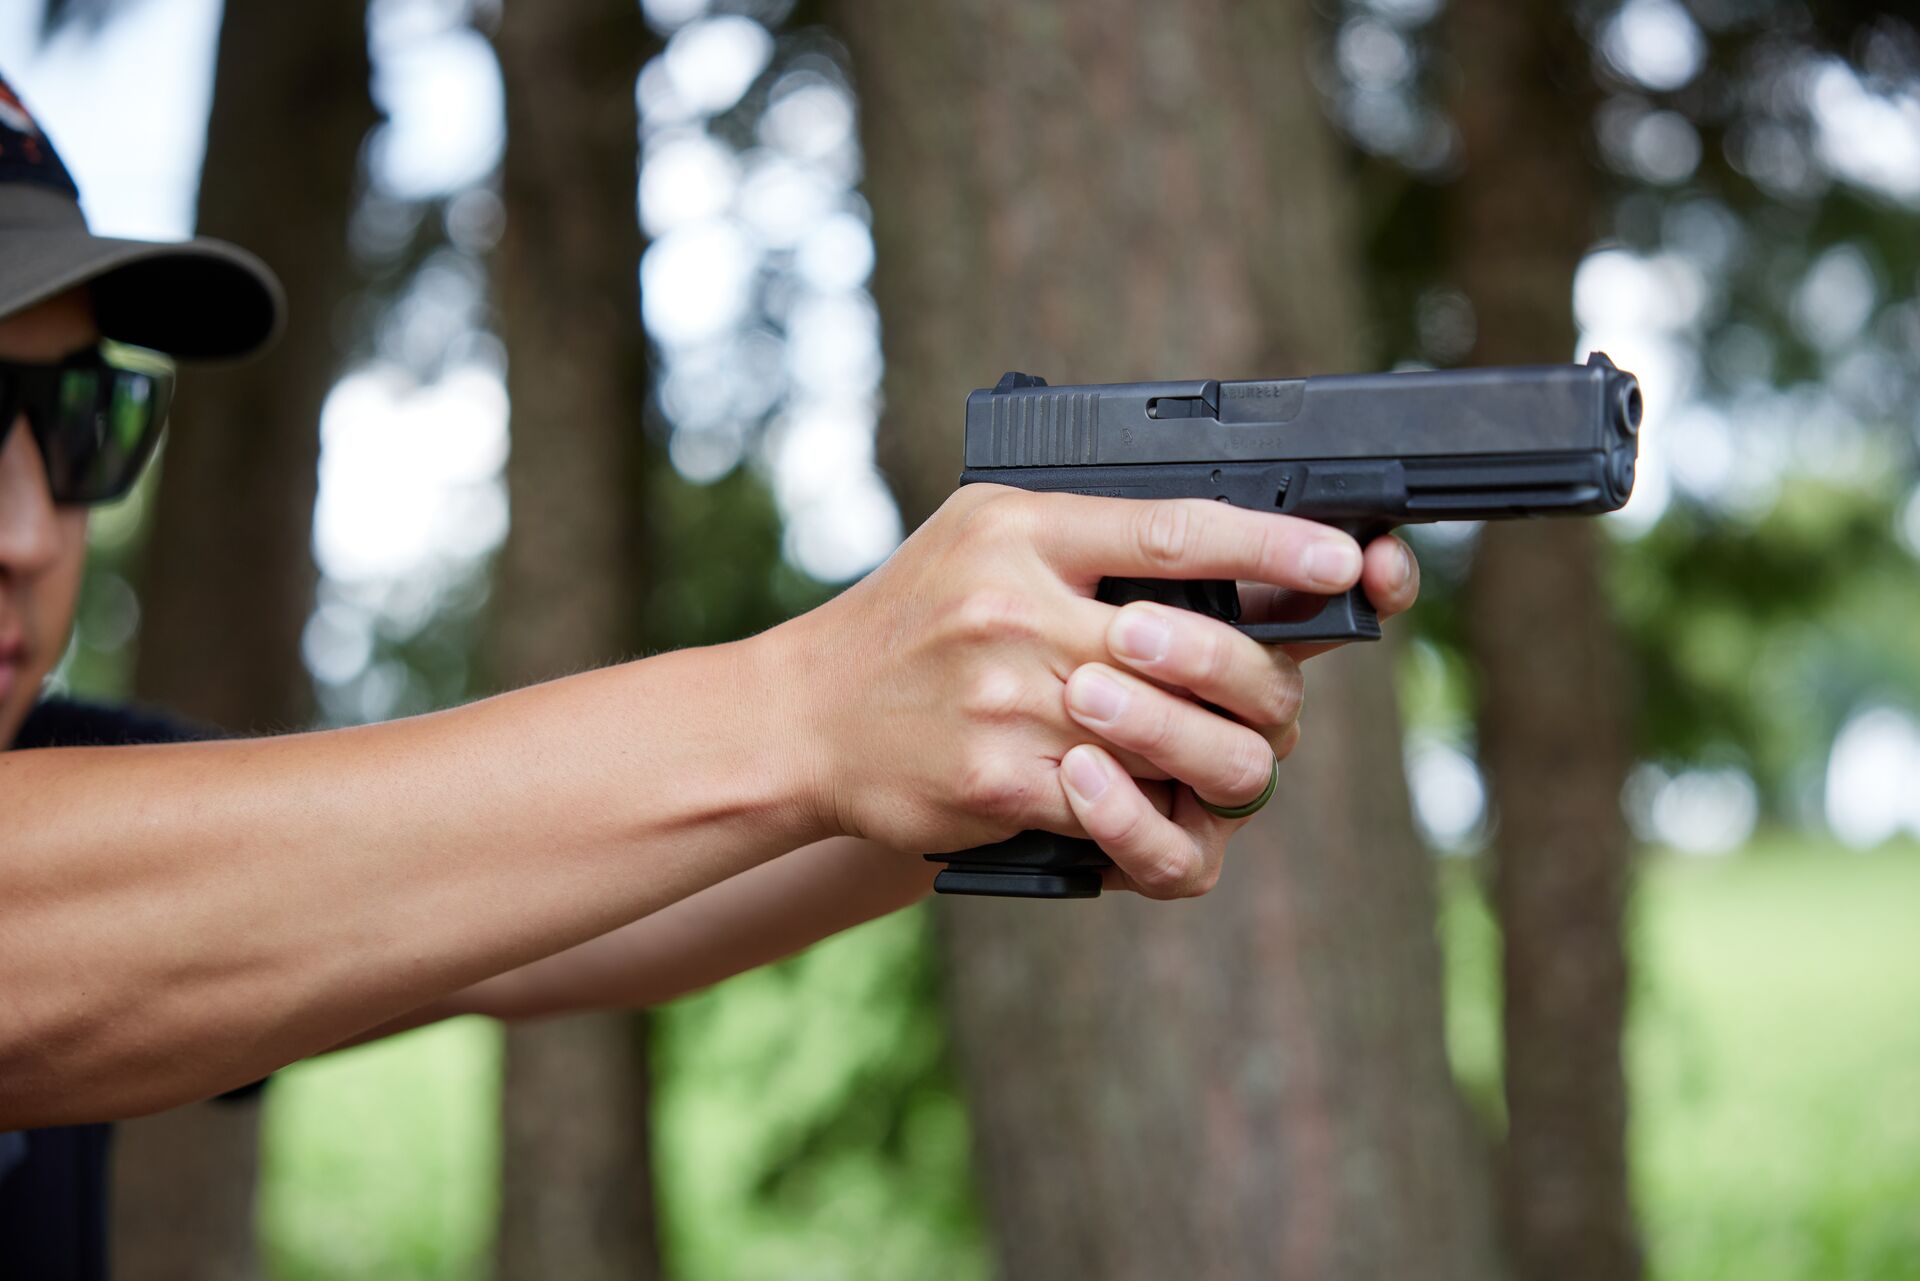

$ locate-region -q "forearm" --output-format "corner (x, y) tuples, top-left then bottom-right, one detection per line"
(341, 837), (930, 1047)
(0, 634), (825, 1126)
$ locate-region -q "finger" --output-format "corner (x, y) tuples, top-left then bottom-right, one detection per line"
(964, 748), (1178, 842)
(1063, 663), (1279, 811)
(1241, 535), (1422, 662)
(1360, 534), (1419, 619)
(1102, 683), (1299, 782)
(1058, 744), (1219, 899)
(1102, 784), (1261, 895)
(1103, 600), (1303, 728)
(1032, 493), (1365, 594)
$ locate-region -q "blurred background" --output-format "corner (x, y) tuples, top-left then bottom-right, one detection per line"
(7, 0), (1920, 1277)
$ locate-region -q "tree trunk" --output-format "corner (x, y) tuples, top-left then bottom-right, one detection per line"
(117, 4), (375, 1278)
(133, 3), (371, 733)
(1447, 3), (1641, 1280)
(109, 1103), (263, 1281)
(833, 3), (1506, 1277)
(488, 3), (661, 1278)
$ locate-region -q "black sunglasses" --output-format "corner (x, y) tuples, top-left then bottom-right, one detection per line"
(0, 340), (176, 506)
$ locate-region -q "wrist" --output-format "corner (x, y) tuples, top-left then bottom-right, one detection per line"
(729, 620), (843, 848)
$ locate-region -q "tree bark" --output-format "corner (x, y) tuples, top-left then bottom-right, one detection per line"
(1447, 3), (1641, 1280)
(488, 3), (661, 1278)
(109, 1102), (263, 1281)
(117, 4), (375, 1278)
(133, 2), (371, 733)
(832, 3), (1506, 1277)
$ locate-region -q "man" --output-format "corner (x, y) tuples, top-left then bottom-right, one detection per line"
(0, 74), (1420, 1274)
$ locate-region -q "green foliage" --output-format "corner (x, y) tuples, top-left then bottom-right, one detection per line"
(1435, 859), (1504, 1131)
(640, 463), (834, 654)
(1612, 478), (1920, 811)
(259, 1019), (501, 1281)
(651, 904), (987, 1281)
(1397, 633), (1480, 741)
(259, 908), (986, 1281)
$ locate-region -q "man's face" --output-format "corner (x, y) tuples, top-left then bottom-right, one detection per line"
(0, 288), (95, 746)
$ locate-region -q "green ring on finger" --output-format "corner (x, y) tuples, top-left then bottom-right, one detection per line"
(1197, 756), (1280, 820)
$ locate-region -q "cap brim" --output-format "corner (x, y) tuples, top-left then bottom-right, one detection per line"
(0, 227), (284, 361)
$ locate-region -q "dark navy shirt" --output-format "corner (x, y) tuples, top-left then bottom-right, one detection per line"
(1, 698), (212, 1281)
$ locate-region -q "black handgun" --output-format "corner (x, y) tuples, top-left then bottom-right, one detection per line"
(927, 353), (1642, 900)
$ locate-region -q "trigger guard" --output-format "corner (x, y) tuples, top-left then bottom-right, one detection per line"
(1236, 587), (1381, 644)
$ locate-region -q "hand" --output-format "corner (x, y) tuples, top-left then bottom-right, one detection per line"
(1062, 533), (1419, 895)
(777, 485), (1420, 897)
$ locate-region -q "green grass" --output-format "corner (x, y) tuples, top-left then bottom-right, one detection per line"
(1442, 838), (1920, 1281)
(260, 841), (1920, 1280)
(1630, 841), (1920, 1281)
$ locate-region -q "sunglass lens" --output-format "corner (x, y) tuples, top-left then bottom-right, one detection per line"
(36, 344), (173, 504)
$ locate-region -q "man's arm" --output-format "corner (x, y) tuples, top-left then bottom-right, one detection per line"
(0, 641), (825, 1128)
(1, 491), (1399, 1128)
(345, 837), (930, 1044)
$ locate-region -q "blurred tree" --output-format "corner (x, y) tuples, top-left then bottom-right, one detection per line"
(132, 12), (371, 733)
(1597, 4), (1920, 813)
(485, 2), (662, 1278)
(94, 1), (378, 1277)
(1445, 4), (1639, 1281)
(1333, 1), (1919, 1274)
(832, 2), (1505, 1277)
(1339, 0), (1920, 814)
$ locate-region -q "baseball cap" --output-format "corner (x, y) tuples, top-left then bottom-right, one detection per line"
(0, 72), (283, 360)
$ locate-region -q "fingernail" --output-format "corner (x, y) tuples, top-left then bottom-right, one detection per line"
(1302, 541), (1363, 590)
(1062, 746), (1110, 800)
(1067, 670), (1127, 723)
(1113, 613), (1171, 662)
(1391, 541), (1414, 591)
